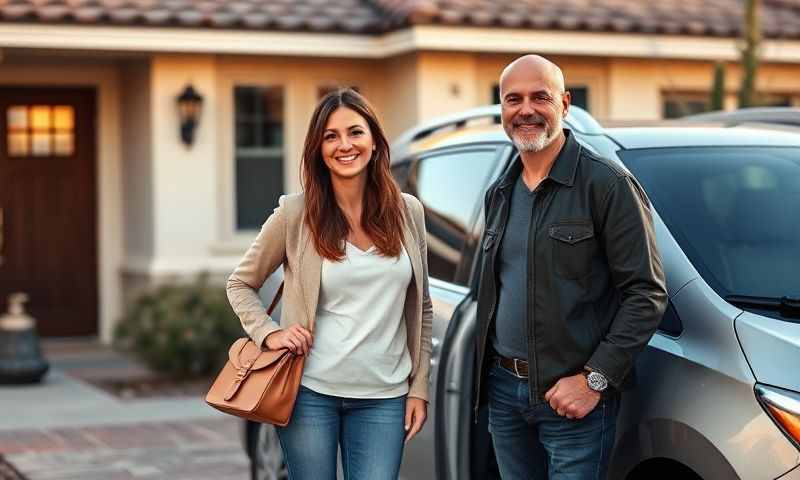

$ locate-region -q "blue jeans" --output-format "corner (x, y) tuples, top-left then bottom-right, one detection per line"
(276, 385), (406, 480)
(487, 361), (619, 480)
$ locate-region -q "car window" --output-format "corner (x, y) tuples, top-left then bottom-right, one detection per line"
(391, 161), (411, 189)
(619, 146), (800, 318)
(409, 148), (499, 284)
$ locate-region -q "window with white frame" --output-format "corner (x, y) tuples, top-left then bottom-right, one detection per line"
(234, 86), (284, 231)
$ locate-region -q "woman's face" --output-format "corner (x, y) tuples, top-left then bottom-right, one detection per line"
(321, 106), (375, 182)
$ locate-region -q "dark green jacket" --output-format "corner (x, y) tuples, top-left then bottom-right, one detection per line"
(474, 130), (668, 413)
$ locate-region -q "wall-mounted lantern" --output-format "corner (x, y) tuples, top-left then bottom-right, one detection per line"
(176, 84), (203, 147)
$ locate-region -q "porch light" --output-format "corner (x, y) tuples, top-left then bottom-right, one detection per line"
(176, 84), (203, 147)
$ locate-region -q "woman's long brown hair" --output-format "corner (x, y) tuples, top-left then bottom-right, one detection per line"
(301, 88), (405, 261)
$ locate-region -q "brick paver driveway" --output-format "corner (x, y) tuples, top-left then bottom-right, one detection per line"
(0, 418), (248, 480)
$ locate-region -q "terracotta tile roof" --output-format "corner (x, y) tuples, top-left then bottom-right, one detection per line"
(0, 0), (387, 33)
(1, 0), (799, 39)
(374, 0), (800, 39)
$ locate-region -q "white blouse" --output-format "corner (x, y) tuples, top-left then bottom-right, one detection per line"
(301, 242), (414, 398)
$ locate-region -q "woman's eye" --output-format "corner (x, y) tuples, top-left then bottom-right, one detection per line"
(324, 134), (336, 141)
(351, 130), (364, 136)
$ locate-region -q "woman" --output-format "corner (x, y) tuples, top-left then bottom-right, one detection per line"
(226, 88), (432, 480)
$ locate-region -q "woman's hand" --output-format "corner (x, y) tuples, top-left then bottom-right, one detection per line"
(404, 397), (428, 444)
(263, 324), (313, 355)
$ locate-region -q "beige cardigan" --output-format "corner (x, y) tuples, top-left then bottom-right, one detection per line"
(226, 192), (433, 402)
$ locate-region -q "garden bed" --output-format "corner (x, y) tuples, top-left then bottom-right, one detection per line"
(85, 375), (216, 399)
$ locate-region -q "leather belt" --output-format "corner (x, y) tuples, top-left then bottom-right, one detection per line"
(497, 355), (529, 378)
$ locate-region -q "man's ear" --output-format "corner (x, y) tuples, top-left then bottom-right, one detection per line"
(562, 90), (572, 116)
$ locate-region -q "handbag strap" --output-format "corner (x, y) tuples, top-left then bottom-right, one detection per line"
(264, 280), (314, 334)
(266, 282), (284, 316)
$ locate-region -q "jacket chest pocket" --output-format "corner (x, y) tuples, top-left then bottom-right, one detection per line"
(548, 221), (595, 279)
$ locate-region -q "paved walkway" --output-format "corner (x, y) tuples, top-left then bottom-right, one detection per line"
(0, 419), (248, 480)
(0, 339), (250, 480)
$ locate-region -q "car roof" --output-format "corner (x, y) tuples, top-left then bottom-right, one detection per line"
(605, 125), (800, 149)
(391, 104), (600, 162)
(681, 107), (800, 127)
(390, 106), (800, 163)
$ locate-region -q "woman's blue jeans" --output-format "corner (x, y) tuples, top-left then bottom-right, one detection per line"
(276, 385), (407, 480)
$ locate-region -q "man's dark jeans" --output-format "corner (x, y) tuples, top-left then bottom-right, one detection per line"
(487, 361), (619, 480)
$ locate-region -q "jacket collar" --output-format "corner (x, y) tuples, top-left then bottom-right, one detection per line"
(498, 129), (581, 190)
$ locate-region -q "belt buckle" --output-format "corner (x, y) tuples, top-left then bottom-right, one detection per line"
(513, 358), (526, 378)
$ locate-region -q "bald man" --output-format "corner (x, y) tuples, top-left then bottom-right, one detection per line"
(473, 55), (667, 479)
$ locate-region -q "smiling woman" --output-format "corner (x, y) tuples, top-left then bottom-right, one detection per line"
(321, 107), (374, 182)
(301, 89), (404, 261)
(225, 88), (433, 480)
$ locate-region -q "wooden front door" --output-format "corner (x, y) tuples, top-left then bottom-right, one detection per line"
(0, 88), (97, 336)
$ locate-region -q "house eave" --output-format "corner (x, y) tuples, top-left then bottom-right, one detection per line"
(1, 23), (800, 62)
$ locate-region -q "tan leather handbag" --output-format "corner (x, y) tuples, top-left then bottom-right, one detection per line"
(206, 283), (305, 426)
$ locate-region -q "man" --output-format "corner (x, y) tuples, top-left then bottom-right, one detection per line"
(474, 54), (668, 479)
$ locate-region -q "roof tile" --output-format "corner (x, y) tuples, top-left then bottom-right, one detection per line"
(0, 0), (797, 40)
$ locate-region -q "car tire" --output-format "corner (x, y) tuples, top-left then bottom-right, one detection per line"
(251, 424), (288, 480)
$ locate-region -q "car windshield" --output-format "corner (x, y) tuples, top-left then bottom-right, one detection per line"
(619, 146), (800, 315)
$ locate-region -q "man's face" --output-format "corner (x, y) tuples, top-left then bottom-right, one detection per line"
(500, 68), (570, 153)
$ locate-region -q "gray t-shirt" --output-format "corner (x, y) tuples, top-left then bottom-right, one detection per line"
(492, 174), (536, 360)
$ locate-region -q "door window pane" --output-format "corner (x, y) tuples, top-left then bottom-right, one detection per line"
(411, 149), (498, 283)
(234, 86), (285, 230)
(31, 106), (51, 130)
(32, 133), (51, 156)
(5, 105), (75, 157)
(7, 106), (27, 129)
(53, 106), (74, 130)
(7, 133), (28, 156)
(54, 133), (74, 156)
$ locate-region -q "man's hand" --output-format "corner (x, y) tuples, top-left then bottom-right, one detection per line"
(404, 397), (427, 444)
(263, 325), (313, 355)
(544, 373), (601, 420)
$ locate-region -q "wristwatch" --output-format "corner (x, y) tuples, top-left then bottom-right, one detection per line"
(584, 369), (608, 392)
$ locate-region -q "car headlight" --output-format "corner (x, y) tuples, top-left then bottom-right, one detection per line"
(755, 384), (800, 450)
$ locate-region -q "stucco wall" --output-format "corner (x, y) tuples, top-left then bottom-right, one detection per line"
(120, 60), (154, 262)
(416, 51), (479, 121)
(608, 58), (800, 121)
(379, 53), (421, 142)
(149, 55), (219, 269)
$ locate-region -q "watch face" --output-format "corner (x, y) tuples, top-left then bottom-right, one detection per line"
(587, 372), (608, 392)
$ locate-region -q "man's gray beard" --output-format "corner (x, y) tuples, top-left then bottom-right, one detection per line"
(512, 118), (562, 153)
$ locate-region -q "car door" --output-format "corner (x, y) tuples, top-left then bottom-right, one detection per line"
(396, 144), (507, 480)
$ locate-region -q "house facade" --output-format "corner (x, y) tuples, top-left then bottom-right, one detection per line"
(1, 0), (800, 341)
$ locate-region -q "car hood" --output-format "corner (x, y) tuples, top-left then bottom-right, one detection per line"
(735, 312), (800, 392)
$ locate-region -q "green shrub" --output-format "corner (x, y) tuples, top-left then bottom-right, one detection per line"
(114, 273), (244, 377)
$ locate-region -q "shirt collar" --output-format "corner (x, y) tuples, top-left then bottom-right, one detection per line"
(498, 129), (581, 190)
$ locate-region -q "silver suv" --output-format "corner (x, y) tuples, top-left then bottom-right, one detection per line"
(246, 105), (800, 480)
